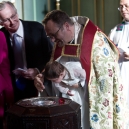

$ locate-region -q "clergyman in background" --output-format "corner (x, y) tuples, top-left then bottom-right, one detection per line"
(109, 0), (129, 109)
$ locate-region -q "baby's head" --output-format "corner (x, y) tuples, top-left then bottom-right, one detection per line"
(44, 61), (65, 83)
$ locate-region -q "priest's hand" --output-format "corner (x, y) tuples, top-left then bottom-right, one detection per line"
(34, 73), (45, 92)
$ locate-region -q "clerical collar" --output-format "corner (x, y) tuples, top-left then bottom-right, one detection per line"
(125, 21), (129, 24)
(68, 39), (74, 44)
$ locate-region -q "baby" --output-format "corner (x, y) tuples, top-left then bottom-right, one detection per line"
(44, 61), (86, 96)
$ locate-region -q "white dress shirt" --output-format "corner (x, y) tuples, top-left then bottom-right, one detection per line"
(10, 21), (27, 70)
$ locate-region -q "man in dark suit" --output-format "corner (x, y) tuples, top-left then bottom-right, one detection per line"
(0, 1), (53, 102)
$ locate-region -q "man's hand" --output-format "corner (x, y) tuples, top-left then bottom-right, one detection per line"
(21, 68), (39, 80)
(34, 74), (45, 92)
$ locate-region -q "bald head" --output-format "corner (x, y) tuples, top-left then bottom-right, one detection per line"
(0, 1), (17, 12)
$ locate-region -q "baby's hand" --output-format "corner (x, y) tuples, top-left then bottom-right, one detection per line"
(67, 90), (74, 96)
(123, 52), (129, 61)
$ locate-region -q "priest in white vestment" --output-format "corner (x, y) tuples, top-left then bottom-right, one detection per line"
(109, 0), (129, 108)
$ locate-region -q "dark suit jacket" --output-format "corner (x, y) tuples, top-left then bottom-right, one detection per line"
(1, 20), (53, 101)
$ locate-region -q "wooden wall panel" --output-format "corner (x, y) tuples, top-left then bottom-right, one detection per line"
(56, 0), (121, 34)
(104, 0), (120, 34)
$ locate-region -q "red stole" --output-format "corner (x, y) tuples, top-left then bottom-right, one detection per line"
(80, 20), (97, 82)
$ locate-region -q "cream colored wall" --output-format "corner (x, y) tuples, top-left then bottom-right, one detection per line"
(21, 0), (48, 23)
(12, 0), (49, 23)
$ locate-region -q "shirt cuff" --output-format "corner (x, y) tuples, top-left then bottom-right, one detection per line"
(62, 88), (69, 94)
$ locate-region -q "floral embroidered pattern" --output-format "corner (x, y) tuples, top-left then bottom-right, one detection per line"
(88, 31), (129, 129)
(103, 48), (109, 56)
(116, 21), (125, 31)
(91, 114), (99, 122)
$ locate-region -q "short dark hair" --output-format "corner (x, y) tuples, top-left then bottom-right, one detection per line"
(44, 61), (65, 79)
(42, 10), (74, 27)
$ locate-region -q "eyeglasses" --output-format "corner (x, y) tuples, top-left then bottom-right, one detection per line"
(118, 4), (129, 11)
(0, 12), (17, 24)
(47, 26), (62, 40)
